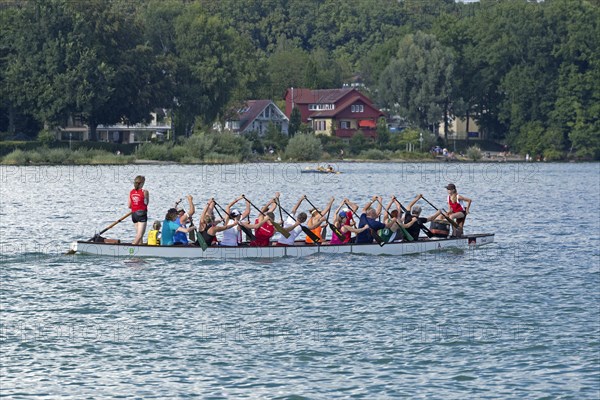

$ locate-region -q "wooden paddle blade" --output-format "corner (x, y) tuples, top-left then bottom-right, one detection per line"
(272, 221), (291, 238)
(301, 226), (321, 244)
(239, 225), (256, 241)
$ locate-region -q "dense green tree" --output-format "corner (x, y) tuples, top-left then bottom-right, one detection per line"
(263, 122), (288, 152)
(378, 32), (456, 138)
(172, 4), (246, 135)
(4, 0), (167, 140)
(288, 107), (301, 138)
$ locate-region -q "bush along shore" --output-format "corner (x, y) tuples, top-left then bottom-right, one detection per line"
(0, 130), (531, 165)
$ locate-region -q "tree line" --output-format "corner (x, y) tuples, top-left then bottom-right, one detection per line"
(0, 0), (598, 159)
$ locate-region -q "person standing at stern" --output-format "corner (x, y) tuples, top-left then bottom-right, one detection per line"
(445, 183), (472, 237)
(128, 175), (149, 245)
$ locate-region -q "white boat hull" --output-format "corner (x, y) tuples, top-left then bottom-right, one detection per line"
(70, 234), (494, 259)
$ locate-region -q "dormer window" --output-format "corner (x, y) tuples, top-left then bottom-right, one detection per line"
(309, 104), (335, 111)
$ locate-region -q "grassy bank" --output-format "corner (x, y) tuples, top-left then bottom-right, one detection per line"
(1, 148), (134, 165)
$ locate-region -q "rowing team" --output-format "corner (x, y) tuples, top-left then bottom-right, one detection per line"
(144, 186), (471, 248)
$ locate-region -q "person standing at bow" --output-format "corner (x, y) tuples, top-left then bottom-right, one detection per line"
(128, 175), (149, 245)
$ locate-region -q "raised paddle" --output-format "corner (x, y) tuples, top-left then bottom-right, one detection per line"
(242, 195), (290, 238)
(277, 200), (322, 244)
(392, 196), (433, 238)
(420, 195), (460, 229)
(89, 211), (132, 241)
(304, 197), (344, 242)
(212, 199), (256, 241)
(344, 201), (385, 246)
(375, 198), (414, 242)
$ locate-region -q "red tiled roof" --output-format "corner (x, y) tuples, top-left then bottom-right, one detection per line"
(287, 88), (355, 105)
(310, 96), (384, 118)
(237, 100), (272, 132)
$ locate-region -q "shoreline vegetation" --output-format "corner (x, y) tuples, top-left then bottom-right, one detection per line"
(0, 129), (537, 165)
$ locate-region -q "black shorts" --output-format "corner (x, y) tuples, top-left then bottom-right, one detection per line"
(132, 210), (148, 223)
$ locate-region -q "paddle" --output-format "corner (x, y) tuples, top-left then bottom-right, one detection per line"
(242, 195), (290, 238)
(305, 197), (344, 242)
(344, 201), (385, 247)
(421, 195), (460, 229)
(392, 196), (433, 238)
(89, 211), (132, 241)
(375, 198), (414, 242)
(277, 200), (322, 244)
(212, 199), (256, 241)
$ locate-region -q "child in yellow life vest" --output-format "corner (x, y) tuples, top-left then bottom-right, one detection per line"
(147, 221), (161, 245)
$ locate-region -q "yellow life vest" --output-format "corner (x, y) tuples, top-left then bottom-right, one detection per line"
(147, 229), (160, 246)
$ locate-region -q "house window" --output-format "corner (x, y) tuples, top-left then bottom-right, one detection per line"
(340, 121), (350, 129)
(351, 104), (364, 113)
(309, 104), (335, 111)
(314, 120), (326, 131)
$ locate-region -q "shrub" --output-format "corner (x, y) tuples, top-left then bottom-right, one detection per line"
(211, 132), (252, 159)
(543, 148), (564, 161)
(285, 133), (323, 161)
(37, 129), (56, 145)
(466, 146), (483, 161)
(45, 148), (71, 164)
(358, 149), (388, 160)
(2, 149), (28, 164)
(349, 132), (367, 155)
(135, 143), (171, 161)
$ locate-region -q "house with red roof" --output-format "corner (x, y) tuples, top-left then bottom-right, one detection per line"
(284, 88), (384, 139)
(224, 100), (289, 135)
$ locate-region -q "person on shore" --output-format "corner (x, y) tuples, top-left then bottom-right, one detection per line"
(147, 221), (161, 246)
(220, 196), (251, 247)
(444, 183), (472, 237)
(305, 197), (335, 244)
(355, 195), (398, 244)
(128, 175), (149, 245)
(161, 208), (196, 246)
(173, 195), (195, 245)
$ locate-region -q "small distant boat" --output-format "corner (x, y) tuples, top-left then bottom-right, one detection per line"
(69, 234), (494, 259)
(301, 166), (342, 174)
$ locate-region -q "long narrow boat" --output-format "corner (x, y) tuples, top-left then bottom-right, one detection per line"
(300, 167), (341, 174)
(69, 233), (494, 259)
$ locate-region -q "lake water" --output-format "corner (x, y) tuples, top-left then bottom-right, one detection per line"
(1, 162), (599, 398)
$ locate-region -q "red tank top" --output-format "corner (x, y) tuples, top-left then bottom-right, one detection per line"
(130, 189), (147, 212)
(250, 218), (275, 246)
(448, 195), (464, 213)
